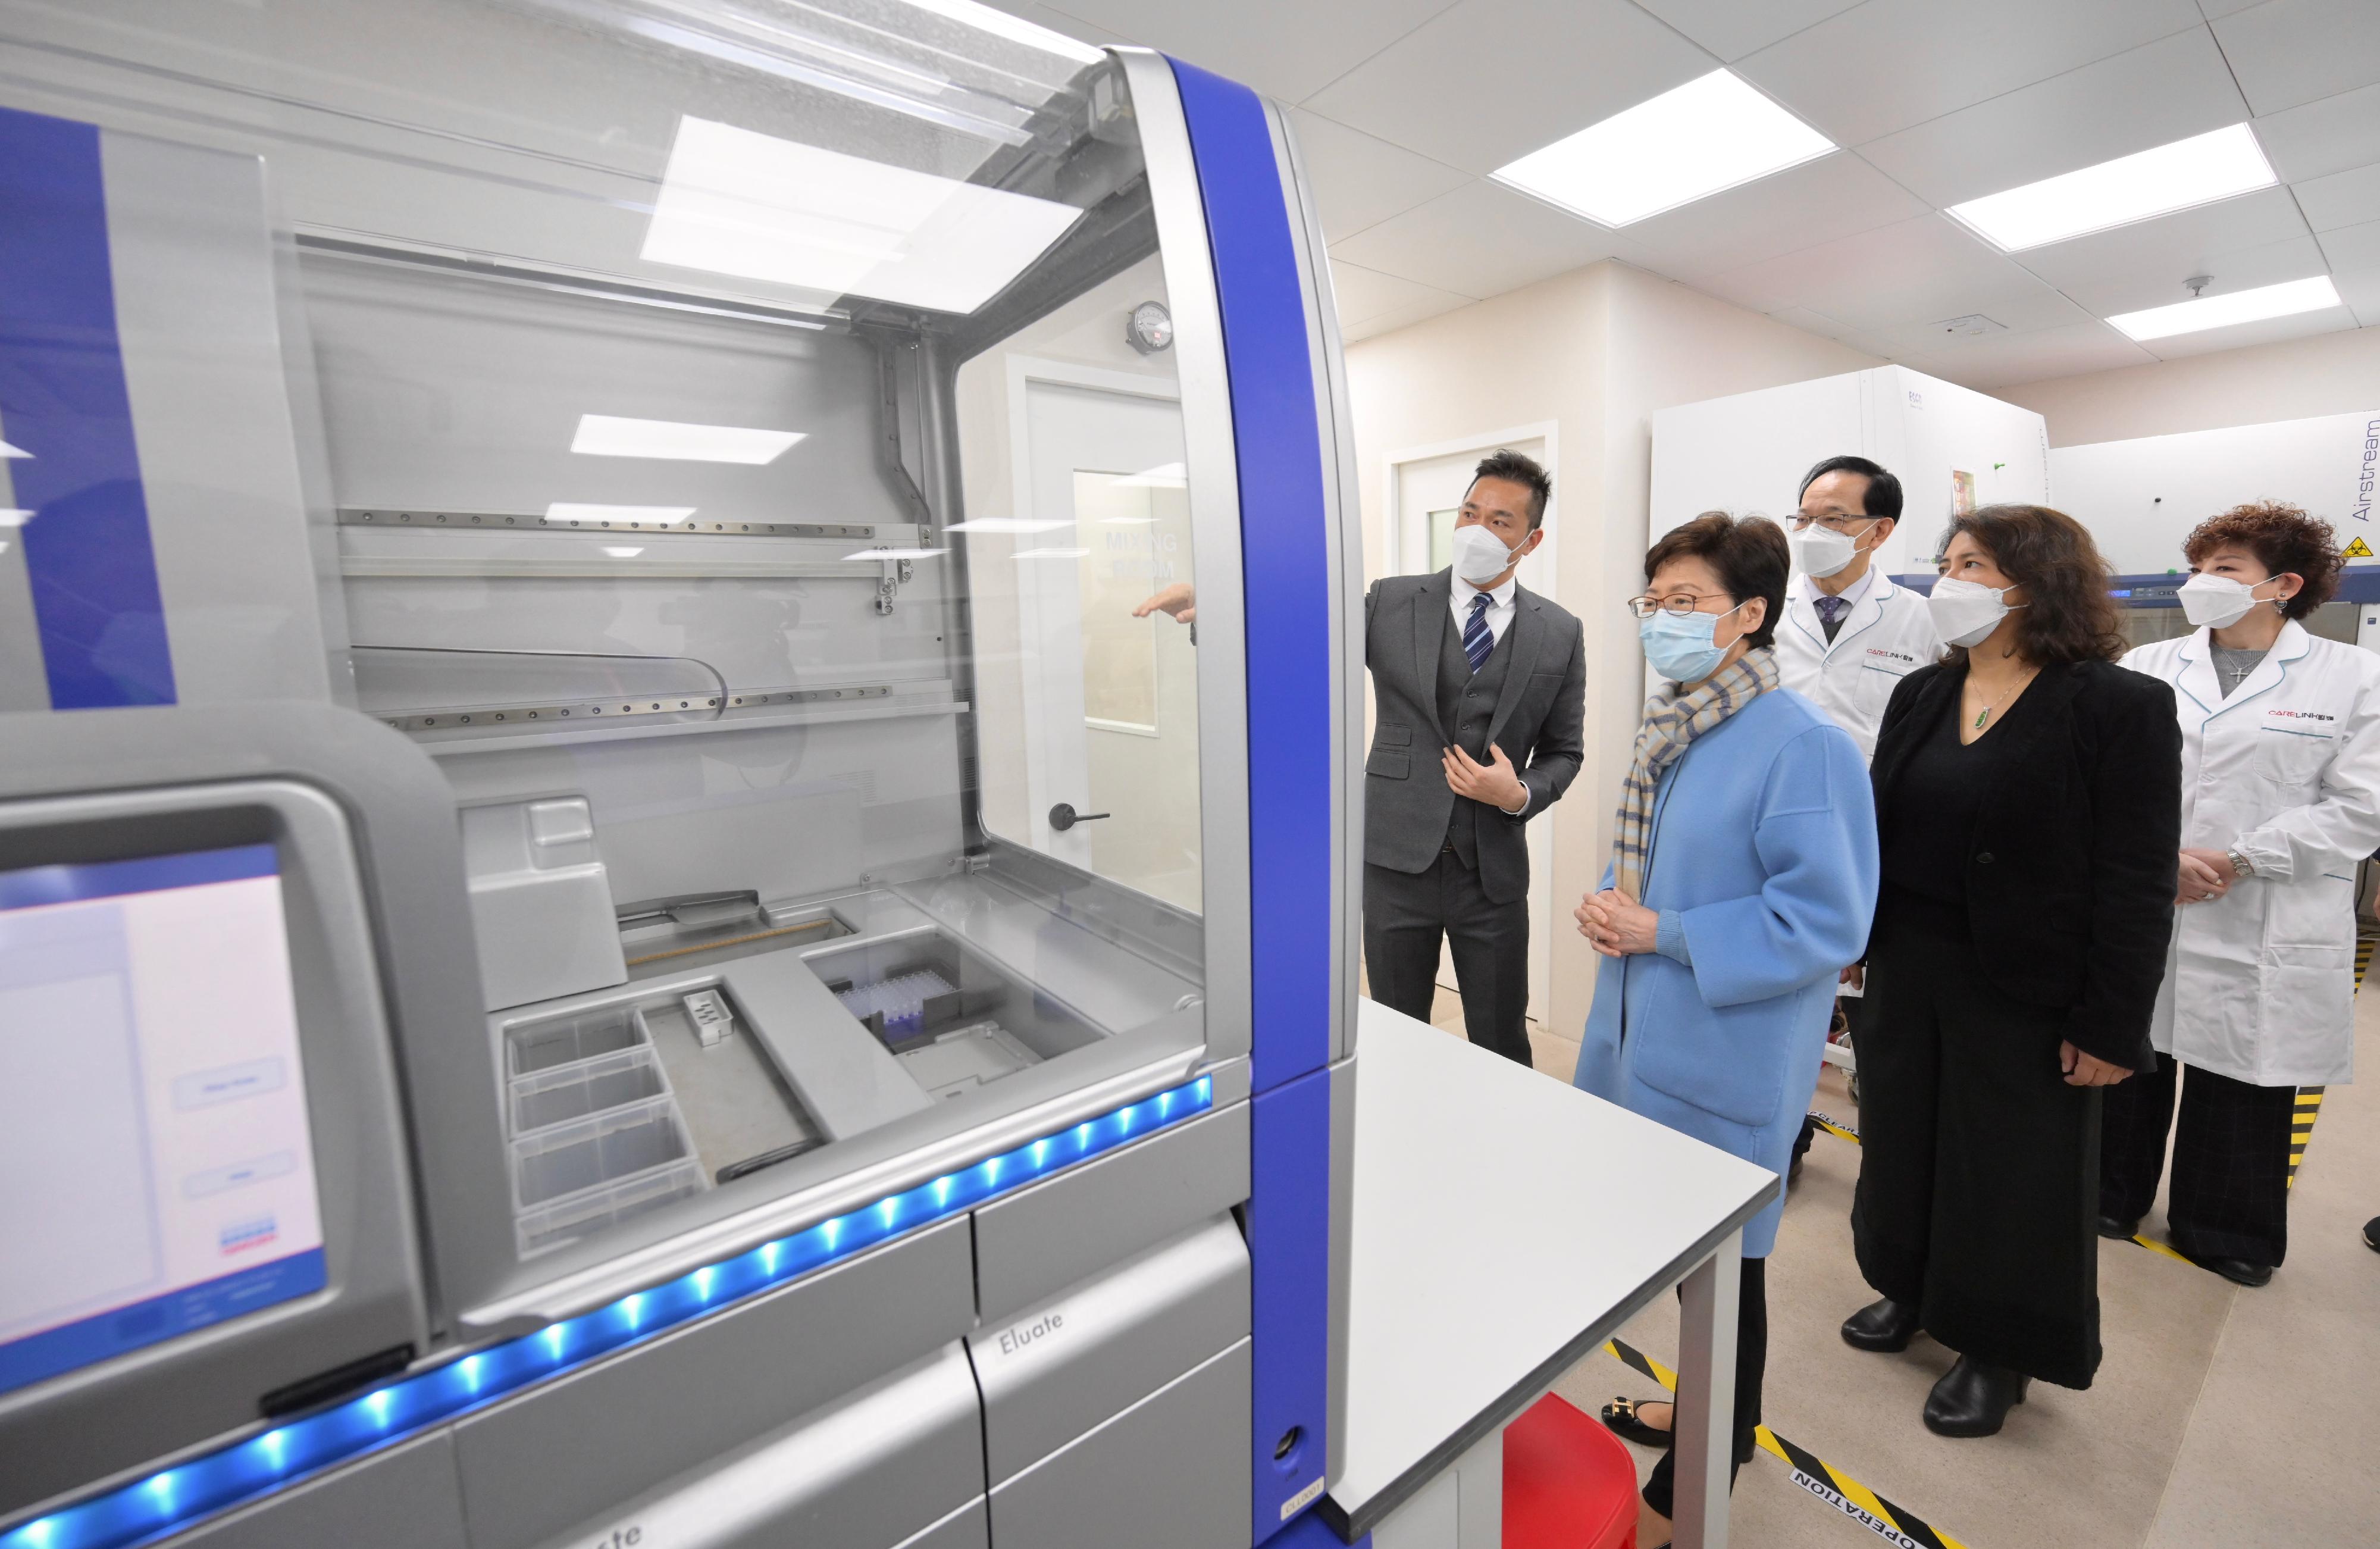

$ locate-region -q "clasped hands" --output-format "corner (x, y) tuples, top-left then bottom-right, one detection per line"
(2173, 847), (2240, 906)
(1574, 887), (1659, 957)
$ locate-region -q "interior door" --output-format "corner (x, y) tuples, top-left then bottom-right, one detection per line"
(1004, 375), (1201, 909)
(1392, 440), (1555, 1028)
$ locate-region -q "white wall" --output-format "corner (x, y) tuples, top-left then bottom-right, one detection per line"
(2050, 411), (2380, 575)
(1344, 260), (1879, 1037)
(2001, 324), (2380, 449)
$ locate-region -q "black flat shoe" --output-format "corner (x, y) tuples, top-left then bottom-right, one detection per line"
(1599, 1395), (1674, 1448)
(2181, 1250), (2274, 1287)
(2096, 1214), (2138, 1240)
(2365, 1216), (2379, 1254)
(1923, 1356), (2029, 1438)
(1840, 1297), (1921, 1352)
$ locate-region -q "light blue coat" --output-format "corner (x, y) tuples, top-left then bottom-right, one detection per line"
(1573, 688), (1878, 1256)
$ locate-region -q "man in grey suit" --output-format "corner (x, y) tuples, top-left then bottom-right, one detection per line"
(1364, 449), (1586, 1066)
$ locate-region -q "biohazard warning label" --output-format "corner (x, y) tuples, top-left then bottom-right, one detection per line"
(2345, 536), (2373, 559)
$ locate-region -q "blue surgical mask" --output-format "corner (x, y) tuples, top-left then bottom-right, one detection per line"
(1640, 602), (1745, 684)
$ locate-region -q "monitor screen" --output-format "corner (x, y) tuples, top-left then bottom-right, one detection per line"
(0, 844), (327, 1396)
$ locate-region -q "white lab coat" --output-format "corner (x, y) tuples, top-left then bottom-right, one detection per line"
(2124, 621), (2380, 1085)
(1773, 569), (1943, 763)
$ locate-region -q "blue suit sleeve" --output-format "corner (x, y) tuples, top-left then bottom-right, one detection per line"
(1674, 725), (1879, 1007)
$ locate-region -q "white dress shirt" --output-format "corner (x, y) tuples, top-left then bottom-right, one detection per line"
(1450, 571), (1518, 644)
(1449, 570), (1527, 813)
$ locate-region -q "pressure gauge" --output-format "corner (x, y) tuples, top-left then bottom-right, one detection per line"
(1126, 300), (1174, 355)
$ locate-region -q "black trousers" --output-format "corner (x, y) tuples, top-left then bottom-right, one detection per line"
(1640, 1256), (1767, 1519)
(1362, 851), (1532, 1066)
(1852, 909), (2105, 1389)
(2101, 1052), (2298, 1268)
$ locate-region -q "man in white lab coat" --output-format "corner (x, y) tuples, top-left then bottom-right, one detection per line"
(2105, 503), (2380, 1286)
(1774, 455), (1943, 761)
(1775, 456), (1942, 1179)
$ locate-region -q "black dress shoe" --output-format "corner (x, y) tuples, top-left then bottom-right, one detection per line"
(2096, 1214), (2139, 1240)
(1923, 1357), (2029, 1438)
(1840, 1297), (1921, 1352)
(1599, 1395), (1674, 1448)
(2181, 1250), (2274, 1287)
(2365, 1216), (2379, 1254)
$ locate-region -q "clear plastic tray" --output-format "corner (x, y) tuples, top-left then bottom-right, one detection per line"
(515, 1158), (707, 1257)
(511, 1095), (694, 1207)
(507, 1005), (644, 1076)
(509, 1044), (668, 1134)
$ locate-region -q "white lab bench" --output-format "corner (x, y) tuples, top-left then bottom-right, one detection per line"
(1320, 999), (1777, 1549)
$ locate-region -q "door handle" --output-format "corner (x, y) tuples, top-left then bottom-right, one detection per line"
(1049, 802), (1111, 832)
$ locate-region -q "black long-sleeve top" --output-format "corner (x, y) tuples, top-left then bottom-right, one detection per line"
(1868, 656), (2183, 1071)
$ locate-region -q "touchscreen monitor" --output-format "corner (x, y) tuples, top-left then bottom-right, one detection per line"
(0, 844), (327, 1396)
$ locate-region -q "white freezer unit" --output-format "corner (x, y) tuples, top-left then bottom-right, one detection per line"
(1650, 364), (2052, 577)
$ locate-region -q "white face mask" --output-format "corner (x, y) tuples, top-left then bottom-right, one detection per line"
(1451, 522), (1526, 585)
(1927, 575), (2026, 649)
(1789, 521), (1867, 580)
(2177, 571), (2276, 629)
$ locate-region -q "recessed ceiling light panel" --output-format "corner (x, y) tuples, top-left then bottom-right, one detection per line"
(2106, 276), (2342, 342)
(1490, 71), (1836, 228)
(1947, 124), (2276, 252)
(642, 116), (1083, 314)
(570, 415), (802, 464)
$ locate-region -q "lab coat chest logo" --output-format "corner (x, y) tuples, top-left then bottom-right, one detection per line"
(2268, 709), (2335, 722)
(1864, 646), (1918, 668)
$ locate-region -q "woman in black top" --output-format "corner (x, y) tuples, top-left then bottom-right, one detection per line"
(1843, 504), (2182, 1438)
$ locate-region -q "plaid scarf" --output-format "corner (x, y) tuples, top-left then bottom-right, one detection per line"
(1609, 646), (1781, 900)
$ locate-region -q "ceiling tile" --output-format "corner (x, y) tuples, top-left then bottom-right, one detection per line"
(981, 0), (1130, 48)
(1020, 0), (1457, 104)
(1300, 0), (1717, 174)
(2138, 303), (2359, 358)
(1690, 214), (2056, 331)
(2011, 187), (2316, 308)
(1842, 288), (2101, 358)
(1902, 320), (2157, 389)
(2328, 268), (2380, 328)
(1326, 179), (1639, 298)
(2194, 0), (2265, 18)
(1343, 290), (1476, 342)
(1856, 29), (2248, 208)
(2254, 82), (2380, 183)
(2294, 161), (2380, 233)
(2208, 0), (2380, 118)
(1736, 0), (2206, 148)
(1287, 111), (1473, 243)
(2320, 215), (2380, 276)
(1328, 259), (1476, 330)
(1767, 305), (1858, 339)
(2077, 233), (2334, 316)
(1615, 152), (1930, 280)
(1629, 0), (1867, 62)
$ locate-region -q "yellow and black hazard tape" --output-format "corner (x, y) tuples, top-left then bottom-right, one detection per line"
(1604, 1336), (1970, 1549)
(2288, 1085), (2324, 1188)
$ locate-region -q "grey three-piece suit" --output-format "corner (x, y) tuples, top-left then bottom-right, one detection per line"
(1363, 568), (1587, 1064)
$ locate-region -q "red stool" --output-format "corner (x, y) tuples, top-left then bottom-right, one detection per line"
(1503, 1394), (1639, 1549)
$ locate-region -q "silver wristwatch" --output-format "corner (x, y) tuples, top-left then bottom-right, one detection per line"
(2226, 847), (2255, 878)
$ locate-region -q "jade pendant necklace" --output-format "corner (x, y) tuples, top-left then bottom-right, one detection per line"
(1966, 664), (2038, 731)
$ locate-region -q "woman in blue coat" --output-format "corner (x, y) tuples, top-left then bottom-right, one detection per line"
(1574, 513), (1879, 1542)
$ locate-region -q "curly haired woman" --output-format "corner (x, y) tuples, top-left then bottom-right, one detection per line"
(2101, 502), (2380, 1288)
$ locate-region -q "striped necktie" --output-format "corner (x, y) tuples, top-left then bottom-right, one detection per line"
(1463, 593), (1494, 672)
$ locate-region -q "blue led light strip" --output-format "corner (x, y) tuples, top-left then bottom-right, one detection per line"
(2, 1076), (1214, 1549)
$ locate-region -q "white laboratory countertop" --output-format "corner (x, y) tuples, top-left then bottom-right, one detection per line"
(1327, 997), (1777, 1537)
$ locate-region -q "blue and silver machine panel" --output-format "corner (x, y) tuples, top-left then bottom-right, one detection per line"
(0, 4), (1360, 1546)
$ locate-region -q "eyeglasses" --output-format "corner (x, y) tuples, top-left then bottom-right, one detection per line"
(1788, 513), (1875, 534)
(1624, 593), (1733, 619)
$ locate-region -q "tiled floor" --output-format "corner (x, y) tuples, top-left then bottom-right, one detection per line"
(1420, 981), (2380, 1548)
